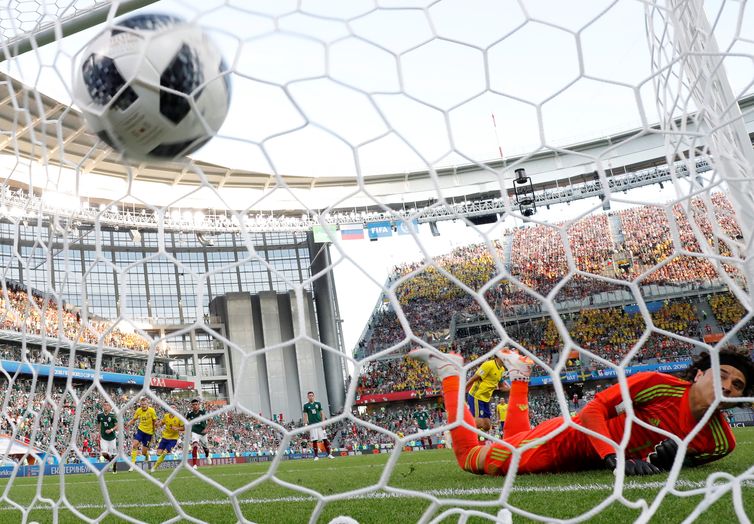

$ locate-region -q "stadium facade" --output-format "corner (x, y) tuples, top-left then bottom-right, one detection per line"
(0, 218), (345, 420)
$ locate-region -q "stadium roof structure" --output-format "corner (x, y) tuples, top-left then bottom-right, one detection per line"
(2, 71), (754, 216)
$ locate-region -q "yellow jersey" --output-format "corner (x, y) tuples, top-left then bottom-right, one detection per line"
(133, 406), (157, 435)
(161, 413), (183, 440)
(468, 359), (504, 402)
(496, 402), (508, 422)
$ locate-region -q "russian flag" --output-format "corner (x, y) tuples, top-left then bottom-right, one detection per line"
(340, 223), (365, 240)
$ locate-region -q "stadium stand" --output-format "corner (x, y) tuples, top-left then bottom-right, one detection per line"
(0, 283), (152, 352)
(350, 195), (754, 402)
(362, 195), (748, 357)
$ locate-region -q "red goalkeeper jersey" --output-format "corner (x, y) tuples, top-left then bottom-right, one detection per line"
(499, 372), (736, 474)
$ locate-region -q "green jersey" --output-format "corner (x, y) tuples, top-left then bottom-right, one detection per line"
(96, 412), (117, 441)
(412, 410), (431, 430)
(303, 401), (323, 424)
(186, 408), (208, 434)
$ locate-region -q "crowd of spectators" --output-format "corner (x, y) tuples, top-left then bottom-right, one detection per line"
(708, 292), (754, 342)
(0, 343), (171, 377)
(0, 282), (152, 353)
(356, 357), (437, 398)
(5, 340), (753, 465)
(569, 301), (699, 357)
(0, 378), (314, 460)
(709, 292), (747, 331)
(393, 243), (501, 304)
(357, 298), (703, 397)
(361, 193), (745, 357)
(508, 214), (616, 298)
(619, 193), (741, 284)
(0, 372), (588, 461)
(354, 194), (754, 400)
(335, 404), (446, 449)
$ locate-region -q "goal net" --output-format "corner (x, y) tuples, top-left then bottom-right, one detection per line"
(0, 0), (752, 522)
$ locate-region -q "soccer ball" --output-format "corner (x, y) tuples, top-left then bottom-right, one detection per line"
(72, 13), (231, 163)
(329, 517), (359, 524)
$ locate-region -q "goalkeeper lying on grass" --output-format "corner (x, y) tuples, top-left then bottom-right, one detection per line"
(409, 347), (753, 476)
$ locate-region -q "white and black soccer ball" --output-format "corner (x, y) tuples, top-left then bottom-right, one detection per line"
(72, 13), (231, 163)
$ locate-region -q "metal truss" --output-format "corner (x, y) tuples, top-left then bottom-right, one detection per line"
(0, 158), (711, 233)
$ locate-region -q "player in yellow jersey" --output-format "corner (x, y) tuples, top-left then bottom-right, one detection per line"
(151, 402), (185, 473)
(125, 397), (158, 471)
(496, 397), (508, 436)
(465, 351), (509, 432)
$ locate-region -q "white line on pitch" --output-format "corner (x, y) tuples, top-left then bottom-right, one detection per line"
(0, 459), (459, 487)
(3, 479), (752, 511)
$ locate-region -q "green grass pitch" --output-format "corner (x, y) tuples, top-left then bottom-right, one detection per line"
(1, 427), (752, 523)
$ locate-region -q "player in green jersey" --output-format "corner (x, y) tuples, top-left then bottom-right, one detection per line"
(186, 399), (213, 469)
(95, 403), (119, 474)
(412, 404), (432, 449)
(303, 391), (333, 460)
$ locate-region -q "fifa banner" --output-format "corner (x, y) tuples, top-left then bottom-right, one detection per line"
(312, 224), (337, 243)
(366, 220), (419, 240)
(367, 221), (392, 240)
(533, 360), (692, 386)
(0, 360), (194, 389)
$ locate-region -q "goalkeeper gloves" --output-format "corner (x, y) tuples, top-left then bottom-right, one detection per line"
(603, 454), (662, 476)
(647, 439), (686, 471)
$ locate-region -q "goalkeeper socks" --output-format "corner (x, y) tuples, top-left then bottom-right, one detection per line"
(441, 375), (483, 468)
(503, 380), (531, 440)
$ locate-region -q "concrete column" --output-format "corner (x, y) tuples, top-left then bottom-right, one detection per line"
(258, 292), (300, 421)
(211, 286), (338, 421)
(274, 292), (304, 421)
(307, 234), (345, 414)
(210, 293), (270, 416)
(249, 294), (271, 416)
(290, 289), (330, 417)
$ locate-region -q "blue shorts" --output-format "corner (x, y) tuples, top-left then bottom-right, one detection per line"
(157, 438), (178, 452)
(133, 429), (153, 447)
(466, 393), (491, 419)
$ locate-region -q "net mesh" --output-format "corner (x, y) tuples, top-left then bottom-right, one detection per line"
(0, 0), (752, 522)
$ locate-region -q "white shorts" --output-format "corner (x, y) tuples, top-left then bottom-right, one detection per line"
(309, 427), (328, 442)
(100, 438), (117, 455)
(191, 432), (209, 447)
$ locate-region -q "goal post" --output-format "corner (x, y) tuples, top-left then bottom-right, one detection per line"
(654, 0), (754, 302)
(0, 1), (752, 523)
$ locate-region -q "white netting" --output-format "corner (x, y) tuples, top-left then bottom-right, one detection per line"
(0, 0), (752, 523)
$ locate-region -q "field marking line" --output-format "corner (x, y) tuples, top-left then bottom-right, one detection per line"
(0, 459), (460, 487)
(2, 479), (753, 511)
